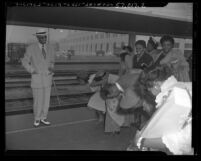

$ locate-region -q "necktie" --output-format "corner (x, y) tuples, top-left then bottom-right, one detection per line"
(42, 45), (46, 59)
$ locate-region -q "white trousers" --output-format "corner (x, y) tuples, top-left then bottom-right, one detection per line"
(32, 87), (51, 121)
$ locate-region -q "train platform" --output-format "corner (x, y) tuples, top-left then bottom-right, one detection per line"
(6, 107), (136, 150)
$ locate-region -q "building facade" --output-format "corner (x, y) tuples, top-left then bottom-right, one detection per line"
(59, 30), (129, 56)
(58, 30), (192, 56)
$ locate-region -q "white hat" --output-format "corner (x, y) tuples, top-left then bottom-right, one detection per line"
(33, 28), (48, 36)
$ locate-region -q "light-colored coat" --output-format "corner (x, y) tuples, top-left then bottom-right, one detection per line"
(160, 49), (190, 82)
(21, 43), (55, 88)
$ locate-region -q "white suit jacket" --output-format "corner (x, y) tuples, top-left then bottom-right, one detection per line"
(21, 43), (55, 88)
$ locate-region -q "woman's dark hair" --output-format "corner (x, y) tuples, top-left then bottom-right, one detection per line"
(145, 65), (173, 88)
(77, 71), (90, 83)
(120, 52), (129, 62)
(122, 45), (133, 52)
(94, 72), (107, 82)
(134, 65), (173, 106)
(135, 40), (146, 48)
(147, 37), (158, 49)
(136, 65), (173, 91)
(160, 35), (175, 45)
(100, 83), (114, 100)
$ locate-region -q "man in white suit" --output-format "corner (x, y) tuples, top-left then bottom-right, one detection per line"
(21, 28), (55, 127)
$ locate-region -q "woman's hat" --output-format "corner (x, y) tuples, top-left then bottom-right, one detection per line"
(94, 71), (107, 81)
(122, 45), (133, 52)
(148, 37), (158, 48)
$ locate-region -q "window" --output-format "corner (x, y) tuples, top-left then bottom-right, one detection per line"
(95, 44), (97, 51)
(91, 44), (93, 52)
(185, 43), (192, 48)
(86, 44), (88, 52)
(100, 43), (103, 50)
(82, 44), (84, 51)
(113, 42), (116, 49)
(174, 42), (180, 48)
(106, 43), (109, 52)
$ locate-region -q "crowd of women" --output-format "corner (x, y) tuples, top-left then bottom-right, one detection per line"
(86, 35), (193, 155)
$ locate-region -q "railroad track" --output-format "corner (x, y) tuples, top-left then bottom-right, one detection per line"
(5, 61), (119, 77)
(6, 91), (94, 115)
(5, 61), (119, 115)
(5, 76), (80, 88)
(5, 70), (118, 89)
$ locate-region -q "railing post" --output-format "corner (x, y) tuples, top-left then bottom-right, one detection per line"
(128, 32), (136, 54)
(127, 32), (136, 69)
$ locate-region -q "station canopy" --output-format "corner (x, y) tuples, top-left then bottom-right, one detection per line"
(6, 4), (192, 38)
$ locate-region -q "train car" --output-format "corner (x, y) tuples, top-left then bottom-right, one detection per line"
(5, 5), (193, 151)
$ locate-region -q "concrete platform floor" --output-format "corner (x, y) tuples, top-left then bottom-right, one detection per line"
(6, 107), (136, 150)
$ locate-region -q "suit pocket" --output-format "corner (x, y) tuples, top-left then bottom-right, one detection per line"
(43, 74), (53, 87)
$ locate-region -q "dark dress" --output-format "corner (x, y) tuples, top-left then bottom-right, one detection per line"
(132, 52), (153, 72)
(148, 51), (166, 71)
(132, 52), (155, 129)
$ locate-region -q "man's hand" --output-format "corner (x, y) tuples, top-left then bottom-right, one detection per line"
(48, 67), (54, 74)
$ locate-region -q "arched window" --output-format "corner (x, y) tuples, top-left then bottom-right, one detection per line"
(95, 43), (97, 51)
(106, 43), (109, 52)
(91, 44), (93, 52)
(100, 43), (103, 50)
(113, 42), (116, 49)
(86, 44), (88, 52)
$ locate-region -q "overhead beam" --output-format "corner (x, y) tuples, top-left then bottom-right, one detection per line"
(6, 7), (192, 38)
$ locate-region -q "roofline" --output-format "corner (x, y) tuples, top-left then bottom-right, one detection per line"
(92, 7), (192, 23)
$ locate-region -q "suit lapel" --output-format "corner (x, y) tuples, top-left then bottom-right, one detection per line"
(138, 52), (145, 64)
(45, 44), (51, 61)
(35, 44), (43, 59)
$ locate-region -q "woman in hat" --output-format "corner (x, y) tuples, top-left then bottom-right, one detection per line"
(87, 71), (119, 123)
(118, 45), (133, 76)
(146, 37), (165, 68)
(146, 37), (159, 60)
(88, 70), (137, 134)
(99, 69), (146, 133)
(21, 28), (55, 127)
